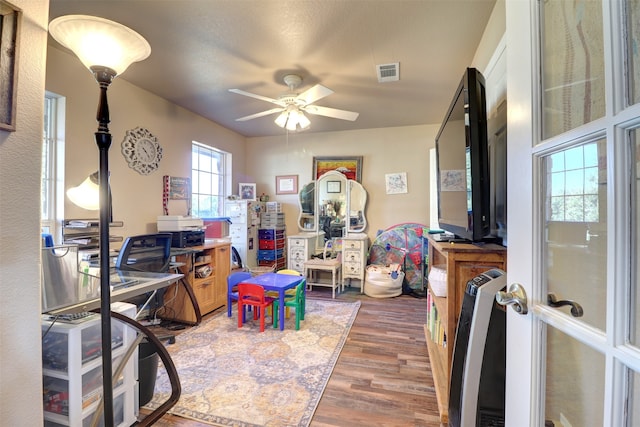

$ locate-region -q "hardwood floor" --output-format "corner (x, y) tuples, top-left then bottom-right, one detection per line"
(144, 287), (443, 426)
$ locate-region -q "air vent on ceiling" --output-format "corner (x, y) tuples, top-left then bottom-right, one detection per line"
(376, 62), (400, 83)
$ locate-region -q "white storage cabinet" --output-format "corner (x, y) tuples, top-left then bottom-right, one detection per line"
(341, 234), (368, 293)
(287, 233), (321, 274)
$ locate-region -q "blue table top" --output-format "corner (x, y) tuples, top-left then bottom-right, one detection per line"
(240, 272), (302, 291)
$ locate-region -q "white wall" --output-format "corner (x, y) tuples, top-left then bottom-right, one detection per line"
(46, 46), (248, 239)
(246, 124), (440, 242)
(0, 1), (49, 424)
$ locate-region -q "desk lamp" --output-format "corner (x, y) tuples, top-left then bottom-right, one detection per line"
(49, 15), (150, 425)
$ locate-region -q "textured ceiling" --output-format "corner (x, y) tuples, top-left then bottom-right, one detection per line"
(48, 0), (497, 138)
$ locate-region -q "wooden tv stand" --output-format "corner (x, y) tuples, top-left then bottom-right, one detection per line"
(424, 235), (507, 423)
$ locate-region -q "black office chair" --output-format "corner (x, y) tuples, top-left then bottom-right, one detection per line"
(116, 233), (172, 274)
(112, 233), (182, 422)
(115, 233), (172, 320)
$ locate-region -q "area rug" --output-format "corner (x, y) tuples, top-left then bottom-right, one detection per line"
(146, 298), (361, 427)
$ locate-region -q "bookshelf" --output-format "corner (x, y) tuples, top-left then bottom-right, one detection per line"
(424, 235), (507, 423)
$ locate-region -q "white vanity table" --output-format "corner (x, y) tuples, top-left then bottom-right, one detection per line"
(291, 171), (368, 292)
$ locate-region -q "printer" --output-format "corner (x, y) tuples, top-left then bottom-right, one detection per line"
(157, 216), (205, 247)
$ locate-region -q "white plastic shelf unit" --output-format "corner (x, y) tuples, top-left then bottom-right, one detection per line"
(42, 303), (138, 427)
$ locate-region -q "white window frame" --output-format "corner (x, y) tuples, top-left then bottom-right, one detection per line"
(191, 142), (231, 218)
(41, 92), (66, 243)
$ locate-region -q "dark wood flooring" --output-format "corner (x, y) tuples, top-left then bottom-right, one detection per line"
(143, 287), (443, 426)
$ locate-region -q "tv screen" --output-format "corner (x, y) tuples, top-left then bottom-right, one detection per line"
(435, 68), (490, 242)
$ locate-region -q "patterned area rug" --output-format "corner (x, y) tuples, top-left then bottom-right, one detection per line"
(146, 298), (361, 426)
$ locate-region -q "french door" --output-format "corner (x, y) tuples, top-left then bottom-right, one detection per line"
(506, 1), (640, 426)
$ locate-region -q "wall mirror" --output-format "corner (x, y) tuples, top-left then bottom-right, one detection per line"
(297, 181), (316, 231)
(304, 170), (367, 251)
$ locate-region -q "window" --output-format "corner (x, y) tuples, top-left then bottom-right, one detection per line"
(41, 93), (65, 241)
(191, 142), (230, 217)
(546, 140), (602, 222)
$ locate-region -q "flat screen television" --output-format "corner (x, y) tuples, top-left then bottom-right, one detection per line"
(435, 68), (490, 243)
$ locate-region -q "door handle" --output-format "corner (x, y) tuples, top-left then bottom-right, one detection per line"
(547, 293), (583, 317)
(496, 283), (529, 315)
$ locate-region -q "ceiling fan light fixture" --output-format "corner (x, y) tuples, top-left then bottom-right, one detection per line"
(274, 111), (288, 128)
(298, 112), (311, 129)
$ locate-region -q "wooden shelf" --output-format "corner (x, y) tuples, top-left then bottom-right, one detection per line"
(424, 324), (449, 423)
(424, 236), (507, 423)
(162, 241), (231, 324)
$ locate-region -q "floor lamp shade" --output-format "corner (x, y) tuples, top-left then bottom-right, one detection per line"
(48, 15), (151, 76)
(66, 173), (100, 211)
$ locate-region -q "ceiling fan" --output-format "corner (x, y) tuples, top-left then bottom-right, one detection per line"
(229, 74), (359, 131)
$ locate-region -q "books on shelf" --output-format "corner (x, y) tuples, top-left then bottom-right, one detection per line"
(426, 291), (446, 347)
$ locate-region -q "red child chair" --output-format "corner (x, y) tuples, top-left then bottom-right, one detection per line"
(237, 283), (275, 332)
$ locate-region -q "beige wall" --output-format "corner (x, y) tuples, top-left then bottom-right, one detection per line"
(246, 124), (439, 243)
(47, 42), (439, 244)
(0, 1), (49, 424)
(46, 46), (248, 240)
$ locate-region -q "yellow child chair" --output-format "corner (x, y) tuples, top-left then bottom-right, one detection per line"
(266, 269), (304, 318)
(273, 280), (306, 330)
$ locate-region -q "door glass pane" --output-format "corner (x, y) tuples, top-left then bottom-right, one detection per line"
(544, 139), (607, 331)
(629, 368), (640, 427)
(541, 0), (605, 139)
(628, 1), (640, 104)
(632, 130), (640, 346)
(545, 325), (605, 426)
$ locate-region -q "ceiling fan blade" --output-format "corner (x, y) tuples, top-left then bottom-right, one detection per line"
(304, 105), (359, 121)
(229, 89), (285, 106)
(235, 107), (284, 122)
(296, 84), (334, 105)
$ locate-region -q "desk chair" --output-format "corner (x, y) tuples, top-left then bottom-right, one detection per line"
(116, 233), (172, 320)
(113, 233), (181, 422)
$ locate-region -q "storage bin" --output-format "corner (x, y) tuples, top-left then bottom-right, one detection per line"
(258, 228), (285, 240)
(202, 217), (231, 238)
(364, 264), (405, 298)
(259, 239), (285, 250)
(249, 265), (274, 276)
(257, 249), (284, 261)
(265, 202), (282, 213)
(428, 266), (447, 297)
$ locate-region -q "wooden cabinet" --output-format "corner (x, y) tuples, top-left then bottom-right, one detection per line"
(424, 236), (506, 423)
(162, 242), (231, 324)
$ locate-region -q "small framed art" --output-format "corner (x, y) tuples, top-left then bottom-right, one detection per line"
(239, 183), (257, 201)
(327, 180), (341, 193)
(276, 175), (298, 195)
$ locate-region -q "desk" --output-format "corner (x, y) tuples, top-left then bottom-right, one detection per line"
(47, 271), (183, 315)
(240, 272), (303, 331)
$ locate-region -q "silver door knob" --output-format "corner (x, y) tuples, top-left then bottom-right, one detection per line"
(496, 283), (529, 315)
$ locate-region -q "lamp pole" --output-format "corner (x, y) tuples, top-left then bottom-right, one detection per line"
(93, 65), (116, 426)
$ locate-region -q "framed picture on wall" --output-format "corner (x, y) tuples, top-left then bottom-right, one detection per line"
(313, 156), (363, 182)
(0, 1), (21, 132)
(239, 183), (256, 201)
(327, 180), (341, 193)
(276, 175), (298, 195)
